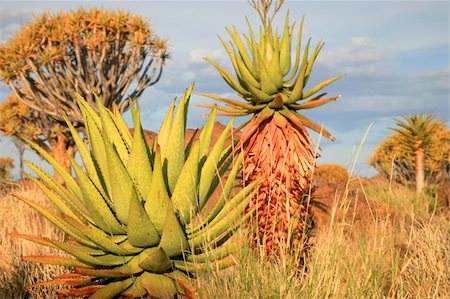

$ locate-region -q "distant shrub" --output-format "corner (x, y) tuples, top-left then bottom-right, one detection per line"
(0, 157), (14, 182)
(313, 164), (350, 187)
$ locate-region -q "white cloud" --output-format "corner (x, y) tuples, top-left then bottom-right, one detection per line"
(350, 37), (377, 49)
(189, 48), (227, 64)
(319, 36), (389, 71)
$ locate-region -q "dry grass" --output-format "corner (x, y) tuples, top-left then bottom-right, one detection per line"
(0, 183), (69, 299)
(0, 180), (448, 298)
(196, 182), (450, 299)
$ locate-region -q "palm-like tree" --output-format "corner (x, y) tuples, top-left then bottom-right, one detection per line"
(200, 0), (344, 255)
(393, 113), (439, 195)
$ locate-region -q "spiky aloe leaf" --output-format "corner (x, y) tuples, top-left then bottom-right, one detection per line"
(164, 84), (193, 193)
(198, 119), (234, 208)
(126, 102), (153, 199)
(171, 142), (200, 225)
(89, 278), (134, 299)
(145, 146), (170, 233)
(138, 247), (172, 273)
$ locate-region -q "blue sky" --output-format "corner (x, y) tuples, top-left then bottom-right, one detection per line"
(0, 0), (448, 178)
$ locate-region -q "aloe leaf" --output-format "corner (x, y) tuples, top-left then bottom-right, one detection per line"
(70, 157), (125, 234)
(13, 194), (98, 247)
(10, 233), (60, 250)
(145, 148), (170, 233)
(198, 119), (233, 209)
(158, 99), (175, 156)
(226, 27), (255, 74)
(22, 255), (93, 268)
(102, 132), (135, 225)
(63, 216), (141, 255)
(188, 188), (257, 244)
(286, 38), (310, 104)
(302, 74), (346, 99)
(55, 286), (104, 297)
(218, 36), (243, 81)
(186, 154), (242, 234)
(140, 272), (178, 299)
(289, 95), (340, 110)
(197, 108), (216, 160)
(164, 84), (193, 193)
(97, 97), (130, 162)
(204, 57), (251, 98)
(111, 103), (133, 147)
(90, 278), (134, 299)
(171, 142), (199, 225)
(63, 115), (104, 194)
(25, 140), (82, 199)
(198, 93), (264, 111)
(112, 252), (145, 275)
(126, 102), (152, 200)
(164, 270), (195, 296)
(74, 267), (133, 278)
(255, 47), (278, 95)
(207, 186), (258, 229)
(202, 148), (235, 208)
(24, 174), (79, 220)
(24, 162), (90, 218)
(196, 104), (247, 115)
(51, 240), (132, 267)
(139, 247), (172, 273)
(190, 194), (257, 251)
(121, 276), (147, 298)
(285, 16), (305, 82)
(127, 189), (160, 248)
(33, 273), (94, 287)
(304, 41), (324, 86)
(185, 241), (239, 263)
(159, 202), (188, 258)
(247, 82), (275, 104)
(80, 103), (111, 196)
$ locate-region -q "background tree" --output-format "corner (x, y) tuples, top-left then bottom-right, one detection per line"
(0, 157), (14, 183)
(0, 8), (169, 178)
(0, 95), (74, 181)
(369, 114), (450, 194)
(11, 136), (26, 179)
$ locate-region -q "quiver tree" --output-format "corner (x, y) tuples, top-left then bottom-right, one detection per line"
(0, 8), (169, 179)
(369, 114), (450, 195)
(0, 95), (74, 180)
(200, 0), (344, 256)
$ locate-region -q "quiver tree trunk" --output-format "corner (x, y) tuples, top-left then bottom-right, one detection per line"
(49, 134), (75, 184)
(415, 148), (425, 195)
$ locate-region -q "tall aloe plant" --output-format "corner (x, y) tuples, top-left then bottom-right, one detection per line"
(12, 84), (258, 298)
(200, 1), (344, 255)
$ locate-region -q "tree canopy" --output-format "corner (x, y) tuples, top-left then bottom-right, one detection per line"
(0, 95), (71, 154)
(0, 7), (169, 126)
(369, 114), (450, 186)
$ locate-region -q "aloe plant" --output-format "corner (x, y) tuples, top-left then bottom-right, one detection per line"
(200, 1), (344, 255)
(13, 83), (258, 298)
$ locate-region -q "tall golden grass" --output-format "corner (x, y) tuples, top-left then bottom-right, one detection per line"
(196, 182), (449, 298)
(0, 179), (448, 298)
(0, 184), (68, 298)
